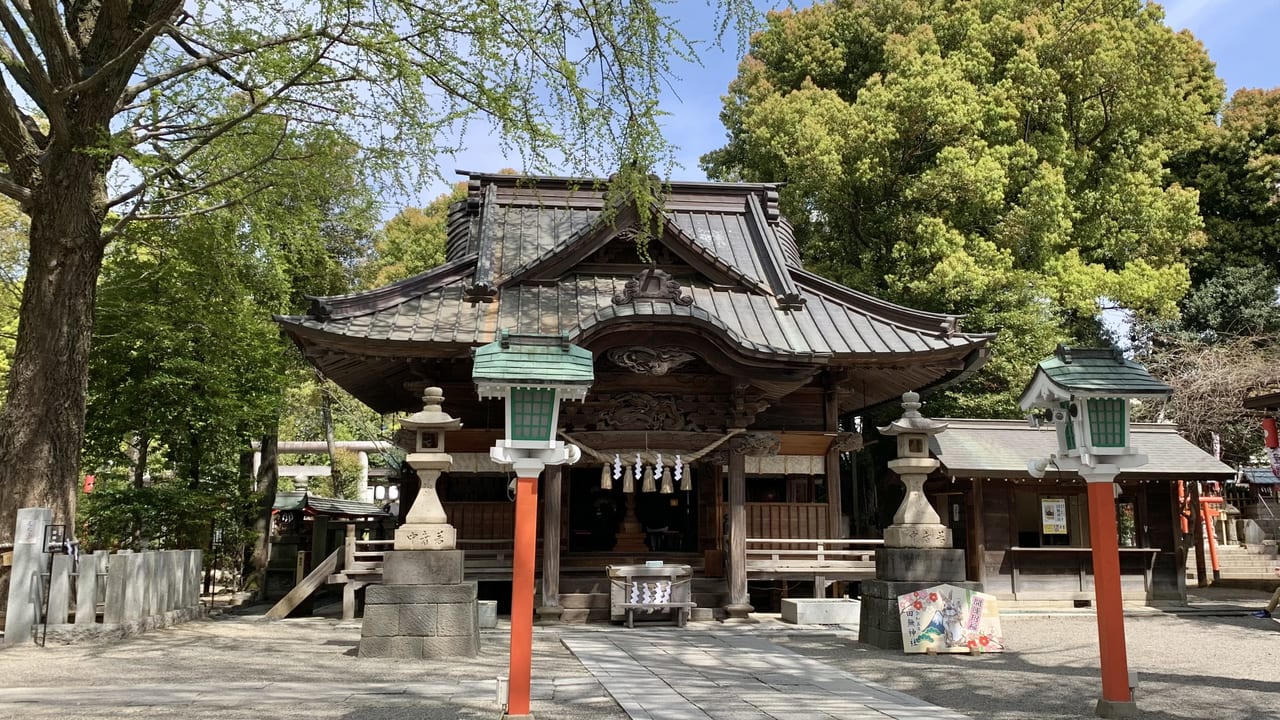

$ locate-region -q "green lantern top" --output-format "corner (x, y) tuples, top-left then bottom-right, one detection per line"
(473, 332), (595, 450)
(1019, 345), (1172, 404)
(472, 331), (595, 400)
(1019, 345), (1172, 462)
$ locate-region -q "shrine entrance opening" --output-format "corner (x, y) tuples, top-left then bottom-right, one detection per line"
(566, 466), (699, 555)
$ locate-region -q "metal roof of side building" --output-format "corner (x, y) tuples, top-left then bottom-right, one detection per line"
(929, 420), (1235, 481)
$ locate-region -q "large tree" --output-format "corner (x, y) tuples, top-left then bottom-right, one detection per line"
(702, 0), (1222, 415)
(0, 0), (753, 544)
(1171, 87), (1280, 289)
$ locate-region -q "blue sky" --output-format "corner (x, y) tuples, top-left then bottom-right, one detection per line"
(413, 0), (1280, 205)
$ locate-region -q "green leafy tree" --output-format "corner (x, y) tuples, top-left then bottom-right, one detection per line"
(363, 183), (466, 289)
(702, 0), (1222, 415)
(0, 0), (754, 546)
(1171, 88), (1280, 289)
(81, 123), (379, 550)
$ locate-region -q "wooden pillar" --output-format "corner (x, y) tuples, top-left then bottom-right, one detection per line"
(971, 479), (986, 584)
(725, 442), (752, 617)
(1190, 481), (1206, 587)
(538, 464), (564, 620)
(824, 378), (843, 539)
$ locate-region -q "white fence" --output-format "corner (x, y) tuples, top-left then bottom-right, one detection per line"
(4, 507), (204, 646)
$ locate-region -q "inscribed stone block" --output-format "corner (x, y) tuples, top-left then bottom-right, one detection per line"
(382, 550), (463, 585)
(3, 507), (52, 646)
(143, 552), (159, 617)
(875, 548), (966, 582)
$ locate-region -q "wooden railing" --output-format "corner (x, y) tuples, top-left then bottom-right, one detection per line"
(746, 503), (830, 544)
(444, 501), (517, 539)
(745, 537), (882, 580)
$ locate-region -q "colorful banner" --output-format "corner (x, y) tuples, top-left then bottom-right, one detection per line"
(898, 584), (1004, 654)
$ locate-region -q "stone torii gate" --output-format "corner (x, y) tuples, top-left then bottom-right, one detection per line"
(251, 440), (397, 504)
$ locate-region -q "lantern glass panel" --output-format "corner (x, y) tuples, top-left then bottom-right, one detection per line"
(1087, 398), (1126, 447)
(509, 386), (557, 442)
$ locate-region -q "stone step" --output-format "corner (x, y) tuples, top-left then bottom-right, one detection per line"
(558, 607), (610, 624)
(558, 592), (609, 610)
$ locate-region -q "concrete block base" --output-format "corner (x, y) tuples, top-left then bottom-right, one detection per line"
(479, 600), (498, 629)
(1095, 698), (1139, 718)
(781, 598), (861, 625)
(358, 550), (479, 659)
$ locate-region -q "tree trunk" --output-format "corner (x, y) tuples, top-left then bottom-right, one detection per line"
(0, 155), (108, 550)
(250, 432), (279, 600)
(321, 382), (339, 497)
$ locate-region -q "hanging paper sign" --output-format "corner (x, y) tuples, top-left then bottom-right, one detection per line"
(1041, 497), (1068, 535)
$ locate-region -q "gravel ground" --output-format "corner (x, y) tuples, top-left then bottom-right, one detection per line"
(774, 610), (1280, 720)
(0, 587), (1276, 720)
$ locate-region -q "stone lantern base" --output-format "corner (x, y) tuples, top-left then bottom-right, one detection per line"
(358, 550), (479, 658)
(858, 547), (982, 650)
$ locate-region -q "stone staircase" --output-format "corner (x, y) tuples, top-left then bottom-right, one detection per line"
(1186, 503), (1280, 583)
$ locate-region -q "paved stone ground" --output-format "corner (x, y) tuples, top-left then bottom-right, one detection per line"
(0, 615), (624, 720)
(565, 630), (970, 720)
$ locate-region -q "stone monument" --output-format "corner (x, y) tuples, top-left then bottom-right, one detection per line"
(859, 391), (983, 649)
(359, 387), (480, 658)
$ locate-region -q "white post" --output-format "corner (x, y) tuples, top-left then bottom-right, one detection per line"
(3, 507), (52, 646)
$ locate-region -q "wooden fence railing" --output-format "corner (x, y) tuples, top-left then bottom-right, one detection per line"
(746, 503), (830, 545)
(745, 537), (882, 581)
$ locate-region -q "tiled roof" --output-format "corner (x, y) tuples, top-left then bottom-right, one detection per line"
(929, 420), (1234, 480)
(281, 274), (985, 360)
(273, 491), (390, 518)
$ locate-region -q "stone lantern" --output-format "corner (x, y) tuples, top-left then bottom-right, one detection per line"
(859, 391), (981, 651)
(394, 386), (463, 550)
(1019, 345), (1172, 719)
(878, 391), (951, 548)
(359, 386), (478, 660)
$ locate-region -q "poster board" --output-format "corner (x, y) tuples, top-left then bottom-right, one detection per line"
(1041, 497), (1068, 535)
(898, 584), (1004, 654)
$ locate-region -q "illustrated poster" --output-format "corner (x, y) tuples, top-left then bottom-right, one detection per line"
(1041, 497), (1068, 535)
(898, 584), (1004, 654)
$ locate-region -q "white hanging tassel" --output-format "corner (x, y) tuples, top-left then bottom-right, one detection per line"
(600, 462), (611, 490)
(658, 453), (673, 494)
(642, 463), (655, 493)
(677, 455), (691, 491)
(625, 453), (640, 493)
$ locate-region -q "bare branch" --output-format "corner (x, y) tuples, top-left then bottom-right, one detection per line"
(0, 3), (63, 132)
(25, 0), (78, 86)
(57, 12), (173, 100)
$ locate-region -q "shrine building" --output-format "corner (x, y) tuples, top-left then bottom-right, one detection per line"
(276, 171), (994, 619)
